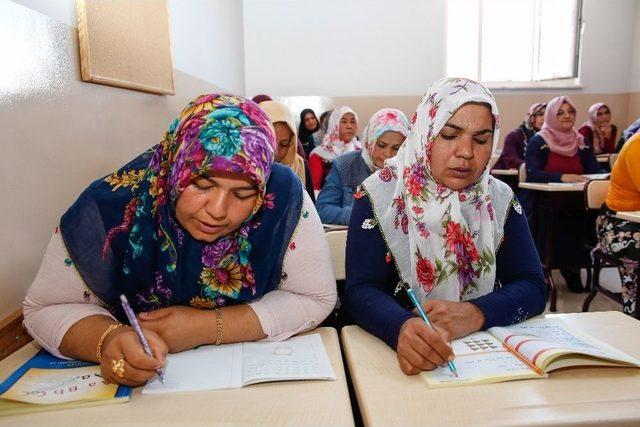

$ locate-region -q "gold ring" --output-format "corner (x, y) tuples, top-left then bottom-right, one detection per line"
(111, 358), (125, 379)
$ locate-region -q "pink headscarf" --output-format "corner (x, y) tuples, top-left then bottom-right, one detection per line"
(536, 96), (584, 157)
(581, 102), (612, 154)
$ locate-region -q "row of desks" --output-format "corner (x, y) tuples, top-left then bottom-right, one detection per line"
(1, 312), (640, 426)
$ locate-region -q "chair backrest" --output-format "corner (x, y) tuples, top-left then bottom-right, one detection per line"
(609, 153), (618, 170)
(518, 163), (527, 183)
(584, 179), (610, 209)
(325, 229), (348, 281)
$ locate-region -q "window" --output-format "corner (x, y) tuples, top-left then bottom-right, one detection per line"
(446, 0), (582, 84)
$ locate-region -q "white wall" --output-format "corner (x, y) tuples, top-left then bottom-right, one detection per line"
(630, 1), (640, 92)
(244, 0), (638, 96)
(11, 0), (246, 94)
(243, 0), (446, 96)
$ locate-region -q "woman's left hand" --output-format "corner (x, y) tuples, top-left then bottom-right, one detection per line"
(139, 306), (212, 353)
(420, 300), (485, 339)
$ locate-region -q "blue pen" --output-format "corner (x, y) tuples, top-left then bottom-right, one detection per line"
(119, 294), (165, 383)
(404, 284), (458, 377)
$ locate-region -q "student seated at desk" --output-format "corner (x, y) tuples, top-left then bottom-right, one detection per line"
(493, 102), (545, 169)
(298, 108), (320, 159)
(22, 94), (337, 386)
(616, 117), (640, 152)
(343, 78), (547, 375)
(579, 103), (617, 155)
(525, 96), (603, 183)
(316, 108), (408, 225)
(308, 107), (359, 190)
(596, 132), (640, 316)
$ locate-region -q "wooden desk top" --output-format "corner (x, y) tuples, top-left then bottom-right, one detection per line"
(0, 328), (354, 427)
(490, 169), (518, 176)
(519, 182), (585, 192)
(342, 312), (640, 427)
(616, 211), (640, 223)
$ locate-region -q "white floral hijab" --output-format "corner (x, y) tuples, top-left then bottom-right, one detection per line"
(361, 78), (515, 303)
(361, 108), (410, 171)
(310, 106), (359, 161)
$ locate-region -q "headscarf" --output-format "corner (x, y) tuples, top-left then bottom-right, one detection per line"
(536, 96), (584, 157)
(362, 78), (514, 303)
(298, 108), (320, 149)
(60, 94), (302, 317)
(581, 103), (612, 154)
(260, 100), (308, 185)
(310, 106), (360, 161)
(360, 108), (409, 171)
(525, 102), (546, 131)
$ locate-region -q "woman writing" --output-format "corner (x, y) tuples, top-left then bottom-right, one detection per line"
(344, 78), (546, 374)
(23, 94), (337, 385)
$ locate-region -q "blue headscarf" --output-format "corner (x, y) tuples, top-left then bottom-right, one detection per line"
(60, 94), (302, 320)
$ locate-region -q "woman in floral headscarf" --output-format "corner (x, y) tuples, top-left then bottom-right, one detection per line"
(316, 108), (409, 225)
(343, 78), (546, 375)
(23, 94), (336, 386)
(579, 103), (618, 155)
(308, 106), (359, 190)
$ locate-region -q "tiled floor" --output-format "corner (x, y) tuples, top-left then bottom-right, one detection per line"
(544, 269), (621, 315)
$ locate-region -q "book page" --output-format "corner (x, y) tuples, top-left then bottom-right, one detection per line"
(241, 334), (336, 386)
(142, 344), (243, 394)
(422, 331), (543, 388)
(1, 366), (118, 404)
(488, 318), (640, 371)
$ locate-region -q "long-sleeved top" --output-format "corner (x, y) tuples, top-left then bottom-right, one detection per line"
(308, 154), (332, 190)
(343, 194), (547, 350)
(23, 192), (336, 358)
(316, 151), (372, 225)
(606, 132), (640, 212)
(493, 126), (532, 169)
(524, 134), (603, 183)
(578, 124), (617, 154)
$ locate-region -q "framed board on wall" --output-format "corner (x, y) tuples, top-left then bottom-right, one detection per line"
(77, 0), (175, 95)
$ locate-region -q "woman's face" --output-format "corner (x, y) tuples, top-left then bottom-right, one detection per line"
(273, 122), (293, 163)
(371, 131), (405, 168)
(338, 113), (357, 142)
(303, 112), (318, 131)
(532, 107), (545, 131)
(430, 104), (494, 191)
(596, 106), (611, 125)
(175, 171), (259, 243)
(556, 102), (576, 131)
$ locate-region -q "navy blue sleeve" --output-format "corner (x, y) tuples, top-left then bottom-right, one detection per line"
(343, 196), (415, 349)
(580, 147), (606, 174)
(470, 203), (548, 328)
(316, 166), (352, 225)
(525, 135), (562, 183)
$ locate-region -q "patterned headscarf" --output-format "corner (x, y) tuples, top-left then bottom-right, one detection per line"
(310, 106), (360, 161)
(61, 94), (302, 315)
(536, 96), (584, 157)
(581, 103), (612, 154)
(361, 108), (409, 171)
(524, 102), (546, 131)
(362, 78), (514, 303)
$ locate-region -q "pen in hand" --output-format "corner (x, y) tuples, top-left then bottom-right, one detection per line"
(119, 294), (165, 383)
(404, 284), (458, 377)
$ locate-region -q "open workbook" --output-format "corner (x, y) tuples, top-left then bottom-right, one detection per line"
(0, 351), (131, 416)
(143, 333), (336, 394)
(423, 317), (640, 388)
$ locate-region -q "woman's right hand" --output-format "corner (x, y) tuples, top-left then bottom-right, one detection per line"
(100, 327), (168, 386)
(396, 317), (454, 375)
(561, 174), (588, 183)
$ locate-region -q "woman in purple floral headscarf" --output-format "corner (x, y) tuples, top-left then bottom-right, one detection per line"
(23, 94), (336, 386)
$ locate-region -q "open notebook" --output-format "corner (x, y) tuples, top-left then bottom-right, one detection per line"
(143, 333), (335, 394)
(423, 317), (640, 388)
(0, 351), (131, 416)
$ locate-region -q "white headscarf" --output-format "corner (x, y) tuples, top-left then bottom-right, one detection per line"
(361, 108), (410, 171)
(362, 78), (515, 303)
(310, 106), (359, 161)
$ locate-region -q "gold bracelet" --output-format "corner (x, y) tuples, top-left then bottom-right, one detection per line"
(96, 323), (124, 363)
(214, 308), (223, 345)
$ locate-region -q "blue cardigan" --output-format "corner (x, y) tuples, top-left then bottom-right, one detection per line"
(343, 194), (547, 350)
(525, 134), (603, 183)
(316, 151), (372, 225)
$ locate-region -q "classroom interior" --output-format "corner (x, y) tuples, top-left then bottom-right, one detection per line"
(1, 0), (640, 425)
